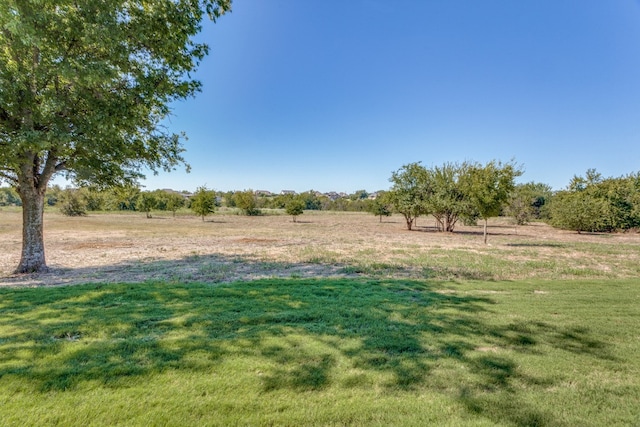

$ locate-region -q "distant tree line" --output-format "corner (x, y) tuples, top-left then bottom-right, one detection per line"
(4, 165), (638, 234)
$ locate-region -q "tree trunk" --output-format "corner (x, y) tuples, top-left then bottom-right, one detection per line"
(404, 214), (413, 230)
(483, 218), (488, 244)
(15, 187), (48, 273)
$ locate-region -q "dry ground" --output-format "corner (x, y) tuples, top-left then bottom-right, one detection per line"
(2, 208), (640, 287)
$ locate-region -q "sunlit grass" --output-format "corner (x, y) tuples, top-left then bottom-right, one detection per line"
(1, 279), (638, 426)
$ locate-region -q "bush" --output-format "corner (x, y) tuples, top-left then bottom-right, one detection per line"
(59, 189), (87, 216)
(285, 198), (305, 222)
(234, 190), (261, 216)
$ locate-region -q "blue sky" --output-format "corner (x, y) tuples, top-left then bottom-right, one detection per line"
(143, 0), (640, 193)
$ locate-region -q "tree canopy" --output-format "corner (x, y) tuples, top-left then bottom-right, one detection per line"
(461, 160), (522, 243)
(0, 0), (231, 272)
(285, 198), (305, 222)
(387, 162), (430, 231)
(190, 186), (216, 221)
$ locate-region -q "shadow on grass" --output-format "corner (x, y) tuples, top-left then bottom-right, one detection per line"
(2, 250), (493, 286)
(0, 278), (617, 425)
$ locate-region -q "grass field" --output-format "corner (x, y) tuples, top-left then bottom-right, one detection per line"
(2, 208), (640, 285)
(1, 210), (639, 425)
(1, 279), (639, 426)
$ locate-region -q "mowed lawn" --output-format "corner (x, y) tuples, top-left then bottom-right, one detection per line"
(1, 278), (638, 426)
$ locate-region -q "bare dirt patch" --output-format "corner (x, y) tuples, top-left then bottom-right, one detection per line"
(2, 209), (639, 287)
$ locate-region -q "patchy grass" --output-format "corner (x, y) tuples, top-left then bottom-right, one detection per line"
(2, 211), (640, 286)
(0, 279), (638, 426)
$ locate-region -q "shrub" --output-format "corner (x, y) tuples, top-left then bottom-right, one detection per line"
(59, 189), (87, 216)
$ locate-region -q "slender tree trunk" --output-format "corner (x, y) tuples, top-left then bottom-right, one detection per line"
(15, 186), (48, 273)
(483, 218), (488, 244)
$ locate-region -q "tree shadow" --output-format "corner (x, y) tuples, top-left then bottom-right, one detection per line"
(0, 278), (618, 425)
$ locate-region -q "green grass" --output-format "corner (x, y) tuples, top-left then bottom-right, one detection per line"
(377, 241), (640, 281)
(1, 279), (639, 426)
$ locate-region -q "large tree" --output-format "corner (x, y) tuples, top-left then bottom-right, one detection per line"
(0, 0), (231, 273)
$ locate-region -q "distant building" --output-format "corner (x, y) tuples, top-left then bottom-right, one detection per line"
(161, 188), (192, 199)
(281, 190), (297, 195)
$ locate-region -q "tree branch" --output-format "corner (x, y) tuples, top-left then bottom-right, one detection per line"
(0, 170), (18, 184)
(38, 149), (60, 191)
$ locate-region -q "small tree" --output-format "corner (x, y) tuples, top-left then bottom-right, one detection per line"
(285, 198), (305, 222)
(138, 192), (157, 219)
(506, 182), (552, 225)
(164, 192), (185, 217)
(387, 162), (430, 230)
(368, 194), (392, 222)
(461, 160), (522, 243)
(190, 186), (216, 221)
(234, 190), (261, 216)
(59, 188), (87, 217)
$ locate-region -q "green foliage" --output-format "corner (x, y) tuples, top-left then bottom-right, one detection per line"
(45, 185), (62, 206)
(109, 186), (141, 211)
(0, 0), (231, 189)
(549, 190), (608, 233)
(285, 198), (305, 222)
(506, 182), (552, 225)
(222, 191), (237, 207)
(462, 160), (522, 220)
(162, 191), (186, 217)
(387, 160), (520, 235)
(387, 162), (430, 230)
(0, 187), (21, 206)
(82, 187), (106, 211)
(0, 0), (231, 272)
(59, 189), (87, 217)
(461, 160), (522, 243)
(234, 190), (261, 216)
(190, 186), (216, 221)
(137, 192), (157, 219)
(425, 162), (474, 232)
(548, 170), (640, 233)
(350, 189), (369, 200)
(368, 193), (392, 222)
(298, 191), (325, 210)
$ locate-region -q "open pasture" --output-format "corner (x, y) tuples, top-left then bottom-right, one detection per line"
(1, 209), (640, 286)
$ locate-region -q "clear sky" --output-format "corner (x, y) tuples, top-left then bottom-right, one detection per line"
(142, 0), (640, 193)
